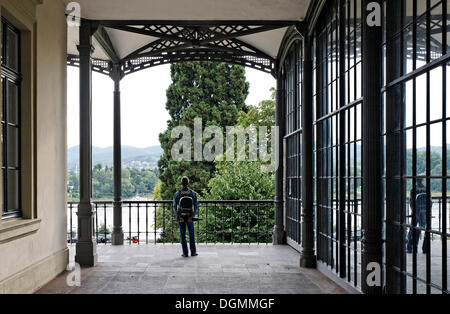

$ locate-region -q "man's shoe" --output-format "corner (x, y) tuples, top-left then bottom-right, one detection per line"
(181, 254), (189, 258)
(191, 253), (198, 257)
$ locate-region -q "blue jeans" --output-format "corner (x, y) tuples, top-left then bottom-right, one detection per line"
(407, 211), (428, 253)
(179, 221), (196, 255)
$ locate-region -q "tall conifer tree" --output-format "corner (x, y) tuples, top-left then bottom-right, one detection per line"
(158, 62), (249, 199)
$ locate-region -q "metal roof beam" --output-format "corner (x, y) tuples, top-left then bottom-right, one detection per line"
(110, 24), (288, 46)
(93, 26), (120, 63)
(98, 20), (296, 27)
(106, 25), (189, 43)
(122, 23), (286, 61)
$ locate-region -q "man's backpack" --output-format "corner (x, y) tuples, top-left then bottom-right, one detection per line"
(415, 192), (428, 214)
(177, 189), (194, 220)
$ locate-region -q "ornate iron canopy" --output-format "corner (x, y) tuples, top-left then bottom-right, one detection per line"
(67, 20), (297, 78)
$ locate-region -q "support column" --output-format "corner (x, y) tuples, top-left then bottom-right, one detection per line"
(385, 0), (406, 294)
(361, 0), (383, 294)
(300, 36), (316, 268)
(338, 0), (347, 278)
(273, 70), (286, 245)
(111, 63), (124, 245)
(75, 20), (97, 267)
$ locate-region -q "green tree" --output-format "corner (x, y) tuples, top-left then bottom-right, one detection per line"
(158, 62), (249, 201)
(153, 181), (162, 201)
(98, 224), (111, 235)
(202, 161), (275, 243)
(92, 164), (113, 199)
(205, 161), (275, 201)
(67, 172), (80, 200)
(157, 89), (275, 243)
(68, 166), (159, 200)
(237, 88), (275, 129)
(199, 92), (276, 243)
(404, 149), (450, 194)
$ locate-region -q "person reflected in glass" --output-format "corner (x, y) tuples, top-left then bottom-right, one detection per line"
(406, 178), (432, 254)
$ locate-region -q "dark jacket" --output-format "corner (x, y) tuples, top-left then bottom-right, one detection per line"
(173, 187), (199, 217)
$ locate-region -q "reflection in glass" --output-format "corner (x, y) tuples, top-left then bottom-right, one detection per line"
(7, 81), (19, 125)
(429, 3), (443, 61)
(416, 74), (427, 126)
(6, 27), (19, 72)
(405, 80), (413, 128)
(7, 126), (19, 168)
(429, 67), (443, 122)
(7, 170), (19, 211)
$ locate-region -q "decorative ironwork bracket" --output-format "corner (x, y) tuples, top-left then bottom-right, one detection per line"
(68, 20), (296, 78)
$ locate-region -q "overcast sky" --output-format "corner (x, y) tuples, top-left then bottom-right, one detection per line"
(67, 61), (448, 150)
(67, 65), (276, 149)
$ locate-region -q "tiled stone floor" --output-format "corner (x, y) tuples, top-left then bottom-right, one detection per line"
(345, 240), (450, 293)
(37, 244), (346, 294)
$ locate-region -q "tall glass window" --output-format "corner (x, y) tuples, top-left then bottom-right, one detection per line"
(384, 0), (449, 294)
(342, 0), (362, 289)
(313, 0), (363, 289)
(284, 40), (303, 248)
(314, 0), (341, 274)
(1, 18), (22, 220)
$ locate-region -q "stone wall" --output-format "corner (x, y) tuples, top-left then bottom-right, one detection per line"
(0, 0), (68, 294)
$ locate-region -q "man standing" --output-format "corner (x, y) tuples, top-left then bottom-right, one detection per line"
(406, 178), (432, 254)
(173, 176), (199, 257)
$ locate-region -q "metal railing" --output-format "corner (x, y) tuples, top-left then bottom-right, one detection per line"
(428, 197), (450, 235)
(67, 200), (274, 245)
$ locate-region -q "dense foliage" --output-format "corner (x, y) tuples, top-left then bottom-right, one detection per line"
(67, 164), (158, 200)
(406, 149), (450, 193)
(237, 88), (276, 131)
(156, 92), (276, 243)
(157, 62), (249, 200)
(205, 161), (275, 201)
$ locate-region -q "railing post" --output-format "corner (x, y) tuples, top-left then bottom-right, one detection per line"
(361, 0), (383, 294)
(273, 69), (286, 245)
(75, 19), (98, 267)
(111, 63), (124, 245)
(300, 35), (316, 268)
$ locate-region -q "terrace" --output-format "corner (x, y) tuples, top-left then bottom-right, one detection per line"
(42, 199), (446, 294)
(36, 200), (346, 294)
(1, 0), (449, 296)
(42, 0), (450, 295)
(37, 245), (346, 294)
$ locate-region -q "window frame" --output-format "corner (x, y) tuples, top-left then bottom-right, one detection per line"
(1, 17), (22, 220)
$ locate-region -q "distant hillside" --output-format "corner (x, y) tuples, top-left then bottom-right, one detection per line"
(416, 145), (450, 153)
(68, 145), (163, 171)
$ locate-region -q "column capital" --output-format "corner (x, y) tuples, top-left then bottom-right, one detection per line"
(110, 63), (125, 84)
(77, 44), (95, 56)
